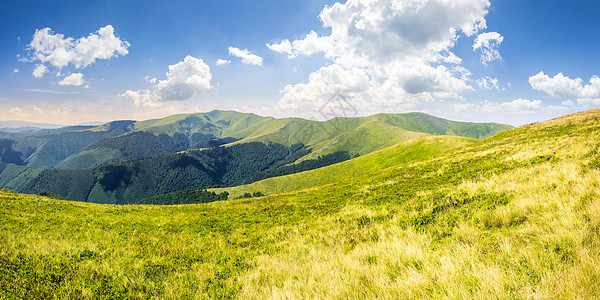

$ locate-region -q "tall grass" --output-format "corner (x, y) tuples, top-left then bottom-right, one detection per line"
(1, 109), (599, 298)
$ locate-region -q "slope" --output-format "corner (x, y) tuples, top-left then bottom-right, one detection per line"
(0, 142), (311, 204)
(0, 111), (512, 204)
(2, 110), (511, 170)
(0, 121), (134, 168)
(1, 109), (598, 298)
(56, 111), (274, 169)
(211, 133), (476, 198)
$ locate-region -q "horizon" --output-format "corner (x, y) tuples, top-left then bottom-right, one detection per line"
(1, 108), (577, 128)
(2, 0), (600, 127)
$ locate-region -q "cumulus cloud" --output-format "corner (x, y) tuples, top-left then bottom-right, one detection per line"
(529, 72), (600, 99)
(266, 39), (292, 56)
(215, 59), (231, 66)
(267, 31), (334, 59)
(27, 25), (129, 69)
(13, 68), (19, 73)
(473, 32), (503, 65)
(156, 56), (212, 100)
(58, 73), (85, 86)
(122, 56), (212, 107)
(268, 0), (494, 114)
(228, 47), (263, 66)
(121, 89), (160, 108)
(32, 64), (47, 78)
(279, 64), (370, 110)
(529, 72), (600, 108)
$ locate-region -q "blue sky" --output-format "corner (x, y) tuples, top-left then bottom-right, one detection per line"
(1, 0), (600, 126)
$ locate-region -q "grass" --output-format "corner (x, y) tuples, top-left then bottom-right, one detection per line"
(1, 109), (599, 298)
(212, 134), (476, 198)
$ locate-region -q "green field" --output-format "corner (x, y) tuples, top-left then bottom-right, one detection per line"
(1, 109), (599, 298)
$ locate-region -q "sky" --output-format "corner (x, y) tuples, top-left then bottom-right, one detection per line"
(2, 0), (600, 126)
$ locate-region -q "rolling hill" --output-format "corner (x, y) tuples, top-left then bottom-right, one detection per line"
(0, 109), (598, 298)
(209, 134), (478, 198)
(0, 142), (307, 204)
(0, 121), (133, 169)
(0, 110), (511, 170)
(0, 111), (511, 204)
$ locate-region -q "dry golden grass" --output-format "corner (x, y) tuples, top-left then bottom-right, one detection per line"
(2, 109), (600, 298)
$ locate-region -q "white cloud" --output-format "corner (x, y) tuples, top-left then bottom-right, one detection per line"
(529, 72), (600, 108)
(122, 56), (212, 107)
(269, 0), (493, 114)
(23, 88), (79, 94)
(453, 98), (562, 115)
(121, 89), (161, 108)
(7, 107), (23, 114)
(27, 25), (129, 69)
(32, 64), (48, 78)
(529, 72), (600, 99)
(266, 39), (292, 56)
(144, 75), (157, 83)
(482, 98), (543, 113)
(435, 51), (463, 65)
(453, 103), (474, 112)
(449, 98), (568, 125)
(228, 47), (263, 66)
(59, 73), (85, 86)
(576, 98), (600, 107)
(215, 59), (231, 66)
(279, 64), (370, 110)
(473, 32), (503, 65)
(156, 56), (212, 100)
(476, 76), (501, 90)
(368, 62), (473, 108)
(13, 68), (19, 73)
(267, 31), (334, 59)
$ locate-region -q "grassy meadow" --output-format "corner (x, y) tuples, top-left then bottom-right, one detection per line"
(1, 109), (600, 298)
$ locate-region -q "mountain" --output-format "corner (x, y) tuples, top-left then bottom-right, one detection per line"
(0, 122), (133, 168)
(1, 109), (598, 298)
(0, 141), (308, 204)
(2, 110), (511, 169)
(0, 111), (511, 203)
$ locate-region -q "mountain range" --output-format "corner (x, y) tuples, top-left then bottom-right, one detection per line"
(0, 110), (511, 204)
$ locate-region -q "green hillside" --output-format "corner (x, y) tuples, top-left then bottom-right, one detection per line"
(211, 134), (477, 198)
(0, 142), (308, 204)
(0, 121), (134, 168)
(228, 113), (511, 162)
(0, 111), (511, 204)
(1, 109), (598, 298)
(0, 110), (511, 170)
